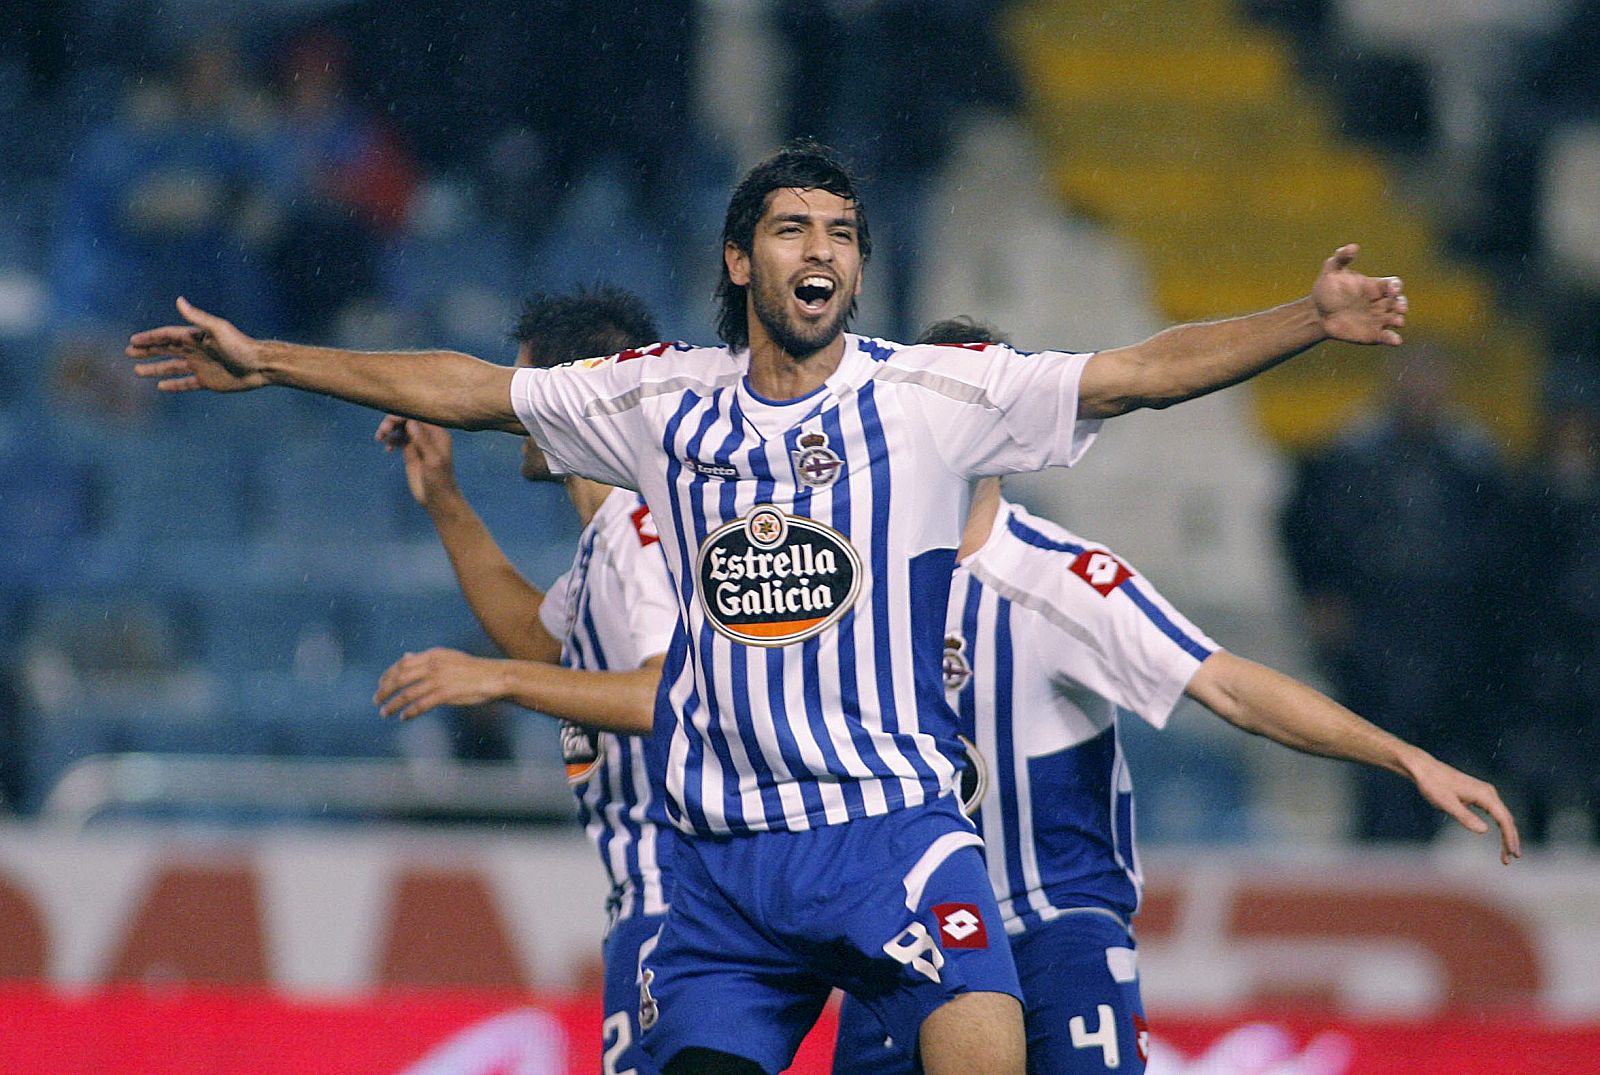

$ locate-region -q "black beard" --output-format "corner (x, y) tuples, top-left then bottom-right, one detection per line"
(749, 271), (850, 360)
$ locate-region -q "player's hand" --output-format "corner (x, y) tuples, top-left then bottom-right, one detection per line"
(375, 647), (507, 720)
(1408, 753), (1521, 864)
(127, 297), (270, 392)
(1311, 244), (1407, 347)
(375, 416), (458, 507)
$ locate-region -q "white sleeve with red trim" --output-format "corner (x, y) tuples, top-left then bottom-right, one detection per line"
(975, 509), (1218, 728)
(536, 569), (575, 643)
(614, 502), (680, 665)
(893, 342), (1102, 480)
(508, 344), (686, 490)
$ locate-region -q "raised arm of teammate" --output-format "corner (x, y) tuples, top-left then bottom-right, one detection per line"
(127, 297), (523, 432)
(1077, 244), (1407, 419)
(367, 415), (661, 733)
(1185, 650), (1521, 864)
(374, 648), (659, 734)
(376, 416), (559, 663)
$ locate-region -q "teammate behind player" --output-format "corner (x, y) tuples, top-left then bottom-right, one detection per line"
(371, 287), (678, 1075)
(828, 316), (1519, 1075)
(129, 141), (1411, 1075)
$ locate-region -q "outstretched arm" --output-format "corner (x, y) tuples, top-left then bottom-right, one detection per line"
(1186, 650), (1520, 864)
(128, 298), (524, 432)
(1077, 245), (1407, 419)
(377, 417), (562, 664)
(374, 649), (660, 734)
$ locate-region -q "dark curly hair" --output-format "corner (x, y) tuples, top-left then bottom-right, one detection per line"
(916, 316), (1010, 347)
(511, 285), (661, 368)
(715, 140), (872, 351)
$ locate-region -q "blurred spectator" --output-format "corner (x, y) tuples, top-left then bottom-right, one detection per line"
(265, 27), (417, 338)
(0, 1), (76, 101)
(0, 659), (23, 813)
(1505, 398), (1600, 844)
(1453, 1), (1600, 271)
(772, 0), (1020, 340)
(340, 1), (700, 253)
(46, 35), (280, 423)
(1281, 343), (1514, 843)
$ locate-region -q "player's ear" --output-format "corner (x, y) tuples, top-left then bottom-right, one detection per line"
(725, 241), (751, 287)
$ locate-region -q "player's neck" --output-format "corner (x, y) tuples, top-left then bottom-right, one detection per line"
(565, 476), (614, 528)
(744, 324), (846, 402)
(958, 479), (1004, 561)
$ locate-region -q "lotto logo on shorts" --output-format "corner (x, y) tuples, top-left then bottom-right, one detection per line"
(932, 903), (989, 949)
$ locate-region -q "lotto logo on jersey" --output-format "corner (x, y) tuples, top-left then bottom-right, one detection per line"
(931, 903), (989, 949)
(630, 504), (660, 547)
(1069, 549), (1132, 596)
(696, 506), (861, 647)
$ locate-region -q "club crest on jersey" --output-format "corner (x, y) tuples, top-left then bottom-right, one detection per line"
(942, 635), (971, 692)
(696, 506), (861, 646)
(791, 430), (844, 489)
(559, 720), (601, 785)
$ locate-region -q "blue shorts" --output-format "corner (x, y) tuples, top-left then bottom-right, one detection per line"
(833, 912), (1146, 1075)
(639, 796), (1020, 1073)
(603, 907), (668, 1075)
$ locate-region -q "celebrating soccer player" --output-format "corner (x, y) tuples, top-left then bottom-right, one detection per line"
(130, 141), (1410, 1075)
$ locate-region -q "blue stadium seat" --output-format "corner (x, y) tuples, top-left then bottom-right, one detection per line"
(339, 589), (487, 669)
(251, 436), (415, 544)
(98, 433), (254, 546)
(199, 586), (354, 675)
(1118, 709), (1260, 845)
(234, 668), (403, 758)
(0, 452), (97, 588)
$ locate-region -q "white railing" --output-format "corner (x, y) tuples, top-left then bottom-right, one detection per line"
(39, 753), (575, 831)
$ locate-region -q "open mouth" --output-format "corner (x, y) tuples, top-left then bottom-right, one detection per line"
(793, 275), (837, 313)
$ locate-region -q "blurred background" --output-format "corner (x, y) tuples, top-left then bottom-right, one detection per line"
(2, 1), (1599, 1071)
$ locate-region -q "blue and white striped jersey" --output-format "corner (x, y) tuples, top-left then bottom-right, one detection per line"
(948, 500), (1217, 933)
(539, 488), (678, 920)
(511, 335), (1099, 836)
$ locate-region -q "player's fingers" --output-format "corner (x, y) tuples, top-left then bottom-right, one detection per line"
(1328, 244), (1358, 271)
(1473, 788), (1521, 862)
(157, 375), (202, 392)
(1439, 793), (1489, 834)
(127, 326), (202, 353)
(1379, 329), (1403, 346)
(401, 689), (445, 721)
(132, 358), (193, 380)
(376, 415), (408, 449)
(378, 681), (423, 719)
(176, 295), (230, 335)
(374, 656), (415, 703)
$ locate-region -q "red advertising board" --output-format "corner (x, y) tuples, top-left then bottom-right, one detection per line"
(0, 985), (841, 1075)
(3, 986), (1598, 1075)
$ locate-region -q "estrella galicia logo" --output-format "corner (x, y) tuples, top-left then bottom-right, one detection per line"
(559, 720), (600, 785)
(696, 506), (861, 646)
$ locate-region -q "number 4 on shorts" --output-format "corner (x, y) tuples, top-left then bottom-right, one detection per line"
(1069, 1004), (1121, 1068)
